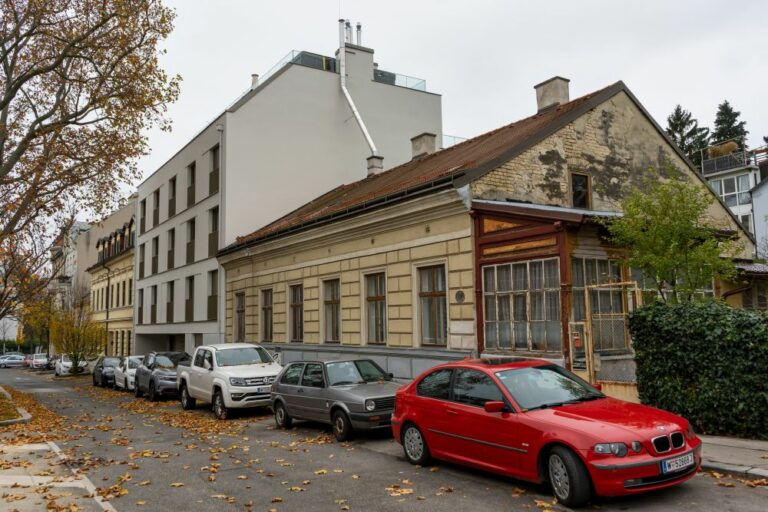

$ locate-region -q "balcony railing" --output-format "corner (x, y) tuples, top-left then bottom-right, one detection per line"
(442, 134), (467, 149)
(702, 150), (755, 175)
(373, 68), (426, 91)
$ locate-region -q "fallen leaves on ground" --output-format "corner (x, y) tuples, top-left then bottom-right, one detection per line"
(386, 483), (414, 497)
(0, 386), (69, 444)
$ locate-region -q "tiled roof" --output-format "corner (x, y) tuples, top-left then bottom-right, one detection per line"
(736, 262), (768, 274)
(226, 82), (623, 252)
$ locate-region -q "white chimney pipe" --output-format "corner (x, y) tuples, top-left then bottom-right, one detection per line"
(356, 22), (362, 45)
(250, 74), (259, 88)
(338, 19), (378, 161)
(345, 20), (352, 43)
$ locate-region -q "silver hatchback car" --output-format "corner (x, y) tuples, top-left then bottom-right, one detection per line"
(271, 359), (400, 441)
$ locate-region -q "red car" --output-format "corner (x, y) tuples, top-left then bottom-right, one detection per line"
(392, 358), (701, 507)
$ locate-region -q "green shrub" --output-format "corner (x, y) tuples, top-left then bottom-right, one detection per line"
(629, 301), (768, 439)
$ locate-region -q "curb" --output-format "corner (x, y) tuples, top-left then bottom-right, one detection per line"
(0, 385), (31, 426)
(701, 461), (768, 479)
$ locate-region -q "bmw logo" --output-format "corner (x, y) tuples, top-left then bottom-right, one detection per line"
(656, 426), (667, 432)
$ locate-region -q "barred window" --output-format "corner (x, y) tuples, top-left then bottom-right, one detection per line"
(323, 280), (340, 343)
(235, 292), (246, 342)
(289, 285), (303, 342)
(261, 289), (273, 342)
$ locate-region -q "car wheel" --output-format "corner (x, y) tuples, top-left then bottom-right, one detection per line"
(212, 389), (228, 420)
(147, 381), (157, 402)
(402, 423), (431, 465)
(332, 410), (353, 442)
(274, 401), (292, 429)
(180, 384), (196, 410)
(92, 373), (99, 386)
(134, 380), (143, 398)
(548, 446), (591, 508)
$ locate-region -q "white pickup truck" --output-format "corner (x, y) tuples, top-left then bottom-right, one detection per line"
(176, 343), (282, 419)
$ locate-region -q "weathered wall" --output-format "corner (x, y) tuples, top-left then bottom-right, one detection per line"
(470, 91), (754, 257)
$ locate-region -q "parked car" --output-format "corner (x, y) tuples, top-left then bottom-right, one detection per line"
(1, 351), (23, 357)
(54, 354), (88, 376)
(92, 356), (121, 387)
(272, 359), (399, 441)
(135, 351), (190, 401)
(392, 358), (702, 507)
(22, 354), (32, 367)
(177, 343), (282, 419)
(30, 354), (48, 369)
(0, 355), (25, 368)
(114, 356), (144, 391)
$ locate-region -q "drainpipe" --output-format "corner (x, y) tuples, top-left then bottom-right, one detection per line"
(338, 19), (377, 157)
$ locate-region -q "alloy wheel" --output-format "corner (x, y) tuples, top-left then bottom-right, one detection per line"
(404, 426), (424, 461)
(549, 453), (570, 501)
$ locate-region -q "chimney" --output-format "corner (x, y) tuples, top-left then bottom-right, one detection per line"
(534, 76), (570, 112)
(411, 132), (437, 159)
(367, 155), (384, 176)
(251, 74), (259, 88)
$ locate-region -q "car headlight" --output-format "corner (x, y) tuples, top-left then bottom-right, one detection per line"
(594, 442), (628, 457)
(364, 399), (376, 412)
(230, 377), (247, 386)
(631, 441), (643, 453)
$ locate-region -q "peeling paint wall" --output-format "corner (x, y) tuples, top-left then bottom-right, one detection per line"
(470, 91), (754, 257)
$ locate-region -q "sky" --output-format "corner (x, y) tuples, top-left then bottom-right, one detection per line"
(136, 0), (768, 183)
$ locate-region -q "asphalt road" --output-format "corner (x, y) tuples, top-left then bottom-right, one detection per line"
(1, 368), (766, 512)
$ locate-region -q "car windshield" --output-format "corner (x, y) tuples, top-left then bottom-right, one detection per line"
(128, 358), (142, 369)
(326, 360), (388, 386)
(62, 355), (71, 363)
(215, 347), (272, 367)
(154, 353), (188, 370)
(496, 364), (604, 411)
(103, 357), (120, 367)
(34, 355), (46, 359)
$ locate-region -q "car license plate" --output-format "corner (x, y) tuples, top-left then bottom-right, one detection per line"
(257, 386), (271, 393)
(661, 452), (694, 473)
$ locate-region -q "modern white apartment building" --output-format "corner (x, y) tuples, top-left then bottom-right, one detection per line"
(134, 24), (443, 354)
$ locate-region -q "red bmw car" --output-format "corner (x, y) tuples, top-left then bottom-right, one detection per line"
(392, 358), (701, 507)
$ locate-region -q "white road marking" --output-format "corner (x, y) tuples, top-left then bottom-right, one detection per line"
(47, 441), (117, 512)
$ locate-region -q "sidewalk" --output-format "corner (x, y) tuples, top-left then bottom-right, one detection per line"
(700, 434), (768, 478)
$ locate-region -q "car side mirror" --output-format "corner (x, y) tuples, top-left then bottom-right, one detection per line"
(593, 383), (603, 392)
(484, 401), (506, 413)
(386, 372), (394, 380)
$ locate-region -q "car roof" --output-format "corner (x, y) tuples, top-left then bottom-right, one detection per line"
(285, 359), (375, 365)
(204, 343), (262, 350)
(438, 357), (553, 372)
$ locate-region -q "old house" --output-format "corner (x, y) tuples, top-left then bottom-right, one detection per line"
(218, 78), (753, 381)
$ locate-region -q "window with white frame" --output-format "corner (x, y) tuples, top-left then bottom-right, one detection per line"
(709, 174), (751, 207)
(365, 273), (386, 344)
(483, 257), (560, 352)
(418, 265), (447, 346)
(323, 279), (341, 343)
(571, 257), (625, 352)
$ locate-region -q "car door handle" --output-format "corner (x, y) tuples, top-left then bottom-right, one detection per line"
(297, 388), (304, 393)
(446, 408), (459, 416)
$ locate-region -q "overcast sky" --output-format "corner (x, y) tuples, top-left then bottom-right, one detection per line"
(137, 0), (767, 182)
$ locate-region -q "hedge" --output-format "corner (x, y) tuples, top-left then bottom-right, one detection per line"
(629, 300), (768, 439)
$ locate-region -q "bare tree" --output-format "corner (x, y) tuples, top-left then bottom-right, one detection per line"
(50, 282), (102, 373)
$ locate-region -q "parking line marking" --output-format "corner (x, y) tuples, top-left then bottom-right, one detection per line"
(47, 441), (117, 512)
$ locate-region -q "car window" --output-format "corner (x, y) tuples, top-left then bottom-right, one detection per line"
(145, 354), (155, 367)
(203, 351), (213, 369)
(154, 353), (188, 369)
(355, 360), (388, 382)
(103, 357), (120, 367)
(452, 369), (504, 407)
(326, 361), (364, 386)
(281, 364), (303, 385)
(215, 346), (272, 367)
(496, 364), (601, 410)
(193, 350), (205, 368)
(301, 363), (325, 388)
(62, 355), (71, 363)
(128, 358), (141, 370)
(416, 369), (453, 400)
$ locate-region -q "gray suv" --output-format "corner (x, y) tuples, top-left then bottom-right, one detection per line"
(271, 359), (400, 441)
(135, 351), (190, 401)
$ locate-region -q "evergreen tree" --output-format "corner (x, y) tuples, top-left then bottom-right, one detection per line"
(711, 100), (748, 149)
(665, 105), (710, 168)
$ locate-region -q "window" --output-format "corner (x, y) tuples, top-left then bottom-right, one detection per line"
(138, 289), (144, 324)
(365, 273), (386, 344)
(261, 289), (273, 342)
(150, 285), (157, 323)
(186, 218), (195, 264)
(571, 173), (590, 209)
(139, 199), (146, 234)
(418, 265), (447, 345)
(301, 363), (325, 388)
(151, 236), (158, 274)
(710, 174), (751, 207)
(416, 369), (453, 400)
(152, 189), (160, 226)
(167, 280), (174, 323)
(323, 279), (340, 343)
(185, 276), (194, 322)
(281, 364), (303, 385)
(235, 292), (245, 342)
(207, 270), (218, 321)
(168, 176), (177, 217)
(167, 228), (175, 269)
(452, 369), (504, 407)
(742, 281), (767, 310)
(187, 162), (196, 208)
(740, 214), (753, 235)
(121, 280), (126, 306)
(289, 284), (303, 342)
(128, 278), (133, 305)
(572, 257), (625, 352)
(208, 207), (219, 257)
(483, 257), (561, 352)
(138, 243), (145, 279)
(209, 145), (220, 194)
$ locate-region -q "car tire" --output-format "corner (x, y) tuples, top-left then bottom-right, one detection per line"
(212, 389), (228, 420)
(274, 401), (292, 429)
(134, 380), (143, 398)
(548, 446), (591, 508)
(92, 373), (99, 386)
(180, 384), (196, 410)
(332, 410), (353, 442)
(401, 423), (431, 465)
(147, 381), (157, 402)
